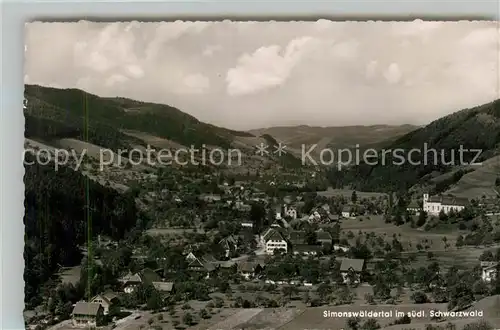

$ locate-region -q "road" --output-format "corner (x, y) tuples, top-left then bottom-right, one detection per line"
(113, 311), (153, 330)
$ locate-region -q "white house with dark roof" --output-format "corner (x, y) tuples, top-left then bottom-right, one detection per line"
(423, 193), (468, 215)
(481, 261), (498, 283)
(341, 205), (355, 218)
(261, 228), (288, 254)
(118, 272), (142, 293)
(284, 204), (298, 219)
(406, 200), (422, 214)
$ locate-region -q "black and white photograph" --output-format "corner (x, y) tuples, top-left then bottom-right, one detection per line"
(23, 20), (500, 330)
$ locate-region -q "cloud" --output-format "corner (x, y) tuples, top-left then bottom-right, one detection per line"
(226, 36), (317, 96)
(202, 45), (222, 57)
(384, 63), (402, 85)
(145, 21), (210, 60)
(176, 73), (210, 94)
(105, 74), (129, 87)
(365, 60), (378, 80)
(125, 65), (144, 78)
(24, 20), (500, 130)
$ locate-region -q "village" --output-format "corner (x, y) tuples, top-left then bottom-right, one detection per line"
(24, 170), (500, 330)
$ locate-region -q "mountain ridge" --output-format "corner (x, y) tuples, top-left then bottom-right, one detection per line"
(327, 99), (500, 197)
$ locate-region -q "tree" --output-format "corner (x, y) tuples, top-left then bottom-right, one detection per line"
(479, 251), (494, 261)
(281, 285), (299, 300)
(361, 318), (380, 330)
(183, 312), (194, 326)
(411, 291), (429, 304)
(448, 282), (474, 310)
(346, 317), (361, 330)
(147, 290), (163, 311)
(416, 211), (427, 227)
(250, 202), (266, 233)
(462, 321), (493, 330)
(439, 209), (448, 222)
(351, 191), (358, 204)
(200, 308), (210, 319)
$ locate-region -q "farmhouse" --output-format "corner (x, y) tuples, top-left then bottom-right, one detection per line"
(341, 206), (355, 218)
(118, 268), (162, 293)
(90, 291), (119, 315)
(340, 258), (365, 284)
(406, 200), (422, 214)
(261, 228), (288, 254)
(238, 261), (265, 279)
(423, 193), (468, 215)
(288, 231), (307, 246)
(481, 261), (498, 283)
(292, 244), (321, 256)
(219, 235), (238, 258)
(71, 302), (104, 327)
(118, 272), (142, 293)
(316, 230), (333, 246)
(152, 281), (175, 293)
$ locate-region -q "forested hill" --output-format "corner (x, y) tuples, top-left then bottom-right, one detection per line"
(24, 84), (252, 150)
(23, 153), (137, 306)
(328, 99), (500, 192)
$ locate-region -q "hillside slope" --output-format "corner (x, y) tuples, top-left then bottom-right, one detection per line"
(249, 124), (418, 151)
(328, 100), (500, 194)
(24, 84), (311, 179)
(25, 84), (253, 149)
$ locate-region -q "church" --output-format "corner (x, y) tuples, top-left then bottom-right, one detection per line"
(422, 193), (468, 215)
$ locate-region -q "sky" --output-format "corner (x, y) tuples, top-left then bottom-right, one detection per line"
(25, 20), (500, 130)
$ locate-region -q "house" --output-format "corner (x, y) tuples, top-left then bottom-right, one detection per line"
(275, 205), (283, 220)
(423, 193), (468, 215)
(152, 281), (175, 293)
(119, 272), (142, 293)
(187, 256), (218, 278)
(270, 219), (284, 228)
(219, 235), (238, 258)
(71, 302), (104, 327)
(238, 261), (265, 279)
(261, 228), (288, 254)
(326, 214), (340, 222)
(90, 291), (119, 315)
(118, 268), (162, 293)
(316, 230), (332, 246)
(481, 261), (498, 283)
(309, 210), (322, 222)
(186, 252), (217, 264)
(199, 194), (222, 203)
(293, 244), (321, 256)
(333, 244), (350, 253)
(288, 231), (307, 246)
(341, 206), (355, 218)
(340, 258), (365, 284)
(321, 203), (331, 213)
(406, 200), (422, 214)
(284, 205), (298, 219)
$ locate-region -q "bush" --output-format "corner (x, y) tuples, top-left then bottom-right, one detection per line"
(394, 314), (411, 325)
(411, 291), (429, 304)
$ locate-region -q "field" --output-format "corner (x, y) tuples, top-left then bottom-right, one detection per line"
(339, 213), (500, 271)
(445, 154), (500, 199)
(318, 188), (387, 199)
(280, 296), (500, 330)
